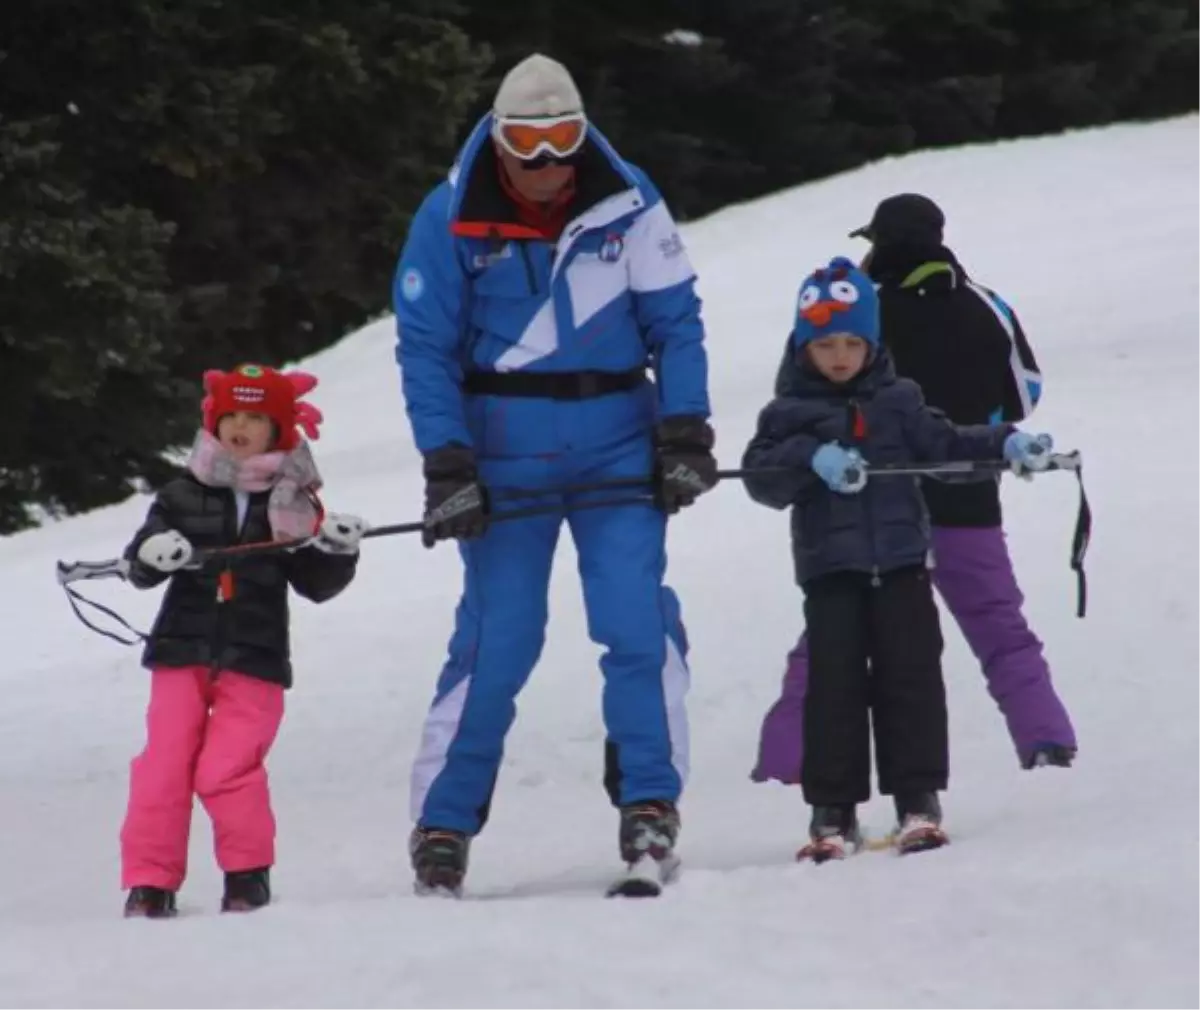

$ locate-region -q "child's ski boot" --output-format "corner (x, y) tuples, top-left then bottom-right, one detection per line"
(410, 827), (470, 898)
(221, 867), (271, 912)
(607, 800), (681, 898)
(894, 792), (949, 854)
(797, 804), (862, 863)
(123, 885), (178, 919)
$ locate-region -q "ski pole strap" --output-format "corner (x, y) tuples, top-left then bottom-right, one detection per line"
(54, 558), (148, 646)
(1068, 458), (1091, 619)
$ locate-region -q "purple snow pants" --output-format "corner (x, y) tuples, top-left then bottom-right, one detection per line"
(752, 525), (1077, 783)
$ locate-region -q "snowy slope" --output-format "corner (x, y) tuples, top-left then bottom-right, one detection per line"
(1, 116), (1197, 1009)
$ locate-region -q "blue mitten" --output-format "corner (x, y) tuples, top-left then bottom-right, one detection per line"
(1003, 432), (1053, 476)
(811, 443), (868, 494)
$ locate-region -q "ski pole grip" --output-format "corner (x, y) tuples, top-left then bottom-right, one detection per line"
(56, 558), (130, 586)
(1049, 450), (1082, 471)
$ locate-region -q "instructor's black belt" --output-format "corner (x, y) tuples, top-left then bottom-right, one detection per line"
(462, 367), (646, 400)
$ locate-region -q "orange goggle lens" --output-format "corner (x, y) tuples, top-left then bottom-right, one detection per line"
(496, 115), (586, 160)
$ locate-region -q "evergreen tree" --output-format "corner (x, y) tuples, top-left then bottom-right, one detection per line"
(0, 114), (187, 531)
(1, 0), (1194, 534)
(0, 0), (488, 532)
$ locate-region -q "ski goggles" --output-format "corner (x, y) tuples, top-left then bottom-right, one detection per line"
(492, 112), (587, 162)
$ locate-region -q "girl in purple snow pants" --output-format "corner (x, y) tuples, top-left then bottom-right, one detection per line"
(752, 524), (1077, 783)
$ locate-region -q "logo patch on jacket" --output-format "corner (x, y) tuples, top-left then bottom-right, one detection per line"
(599, 233), (625, 263)
(471, 244), (514, 271)
(400, 267), (425, 302)
(659, 232), (685, 259)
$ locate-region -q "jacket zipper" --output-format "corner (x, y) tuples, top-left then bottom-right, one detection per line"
(210, 491), (247, 678)
(848, 397), (882, 587)
(517, 242), (538, 295)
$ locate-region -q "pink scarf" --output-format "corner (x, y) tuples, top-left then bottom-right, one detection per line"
(186, 429), (323, 542)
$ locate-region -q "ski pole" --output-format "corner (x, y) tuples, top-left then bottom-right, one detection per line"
(356, 492), (653, 545)
(487, 450), (1083, 501)
(185, 451), (1084, 563)
(841, 450), (1082, 482)
(188, 492), (657, 566)
(844, 450), (1090, 617)
(53, 492), (657, 586)
(54, 493), (656, 645)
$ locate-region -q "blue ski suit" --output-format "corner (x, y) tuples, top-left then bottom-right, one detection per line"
(392, 114), (712, 835)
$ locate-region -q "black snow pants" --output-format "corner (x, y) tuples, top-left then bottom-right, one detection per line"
(800, 565), (949, 806)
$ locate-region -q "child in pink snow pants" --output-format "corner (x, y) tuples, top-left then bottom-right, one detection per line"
(119, 363), (365, 918)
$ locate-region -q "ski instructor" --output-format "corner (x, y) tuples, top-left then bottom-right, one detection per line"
(392, 53), (717, 894)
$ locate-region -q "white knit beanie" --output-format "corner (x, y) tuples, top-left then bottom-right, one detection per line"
(493, 53), (584, 118)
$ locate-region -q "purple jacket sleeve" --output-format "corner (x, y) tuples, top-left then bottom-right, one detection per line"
(897, 378), (1014, 463)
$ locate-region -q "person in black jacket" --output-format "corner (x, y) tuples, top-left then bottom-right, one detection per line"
(752, 195), (1078, 791)
(119, 364), (365, 919)
(742, 256), (1056, 860)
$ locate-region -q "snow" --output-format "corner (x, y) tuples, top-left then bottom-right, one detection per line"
(1, 116), (1197, 1009)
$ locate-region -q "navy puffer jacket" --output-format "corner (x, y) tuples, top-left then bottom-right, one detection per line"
(742, 349), (1012, 586)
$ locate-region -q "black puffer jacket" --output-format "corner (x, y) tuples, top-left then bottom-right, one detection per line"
(124, 475), (357, 688)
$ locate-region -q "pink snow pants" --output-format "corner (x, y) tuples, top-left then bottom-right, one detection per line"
(120, 666), (285, 890)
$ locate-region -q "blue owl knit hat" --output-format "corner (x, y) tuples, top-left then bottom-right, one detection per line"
(791, 256), (880, 350)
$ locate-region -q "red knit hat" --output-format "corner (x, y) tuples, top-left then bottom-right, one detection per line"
(201, 363), (323, 452)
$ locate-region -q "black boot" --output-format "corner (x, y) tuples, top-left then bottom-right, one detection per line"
(221, 867), (271, 912)
(798, 804), (861, 862)
(607, 800), (681, 897)
(894, 791), (942, 824)
(618, 800), (680, 866)
(1022, 743), (1076, 770)
(809, 804), (861, 843)
(124, 885), (177, 919)
(893, 792), (948, 854)
(410, 827), (470, 896)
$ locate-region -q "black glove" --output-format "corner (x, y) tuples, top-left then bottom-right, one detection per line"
(653, 416), (719, 514)
(422, 444), (489, 549)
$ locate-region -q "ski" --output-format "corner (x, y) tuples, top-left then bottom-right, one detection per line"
(795, 828), (948, 861)
(605, 854), (680, 898)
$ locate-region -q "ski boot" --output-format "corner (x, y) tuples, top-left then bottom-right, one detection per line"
(123, 885), (178, 919)
(1022, 743), (1076, 770)
(797, 804), (862, 863)
(410, 826), (469, 898)
(221, 867), (271, 913)
(607, 800), (680, 898)
(893, 792), (948, 854)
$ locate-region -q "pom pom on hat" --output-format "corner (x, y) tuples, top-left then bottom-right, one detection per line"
(201, 364), (323, 452)
(791, 256), (881, 350)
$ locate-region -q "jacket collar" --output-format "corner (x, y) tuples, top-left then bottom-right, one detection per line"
(445, 113), (646, 274)
(780, 345), (898, 399)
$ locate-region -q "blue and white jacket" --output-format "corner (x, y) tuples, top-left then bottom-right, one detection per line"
(392, 114), (710, 458)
